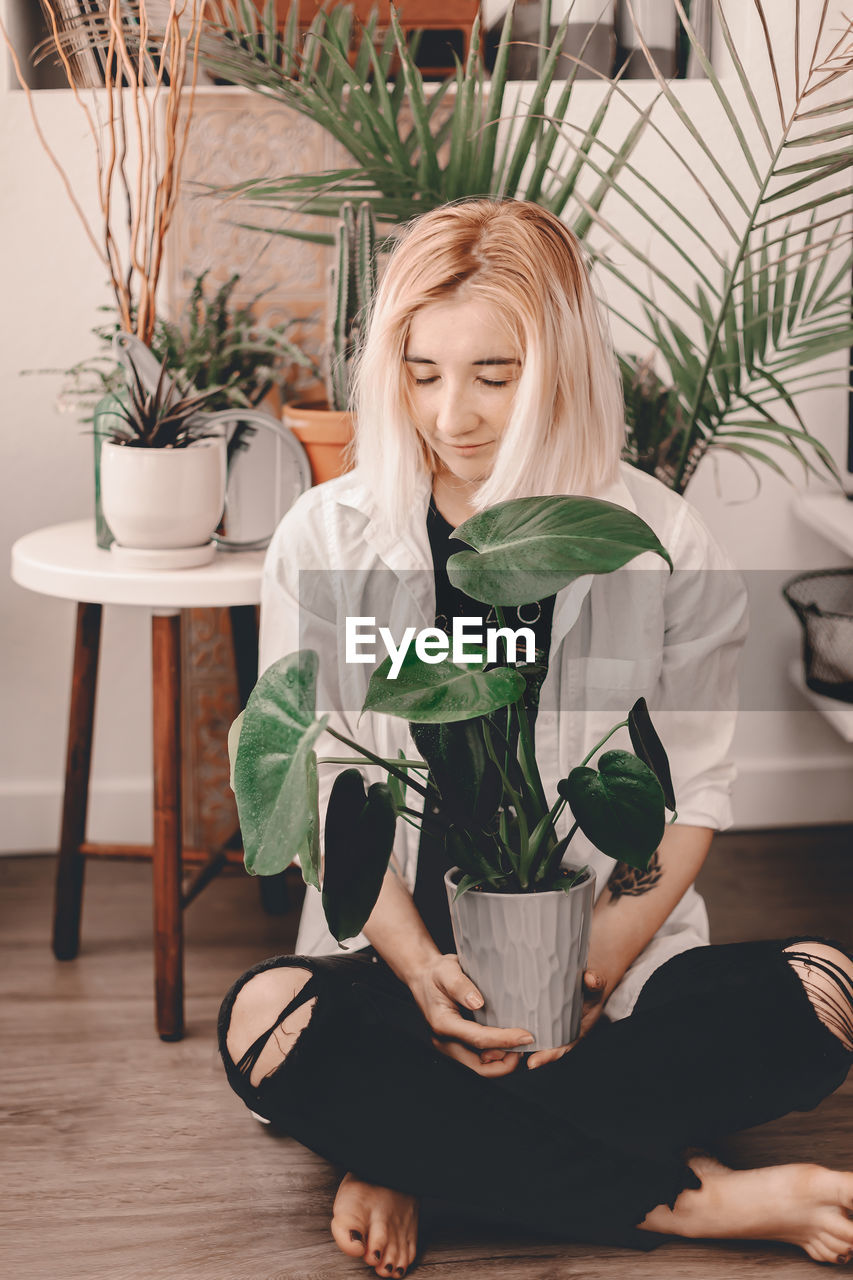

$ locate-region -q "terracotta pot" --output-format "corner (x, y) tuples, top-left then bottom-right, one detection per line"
(283, 401), (354, 486)
(444, 860), (596, 1051)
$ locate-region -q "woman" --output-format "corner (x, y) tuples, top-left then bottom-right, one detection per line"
(220, 199), (853, 1275)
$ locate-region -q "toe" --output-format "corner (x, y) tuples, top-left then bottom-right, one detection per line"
(366, 1223), (389, 1273)
(811, 1232), (852, 1265)
(330, 1214), (367, 1260)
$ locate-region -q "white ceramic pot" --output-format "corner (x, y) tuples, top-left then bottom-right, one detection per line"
(444, 863), (596, 1052)
(100, 438), (227, 551)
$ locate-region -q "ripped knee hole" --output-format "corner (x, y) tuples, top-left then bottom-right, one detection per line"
(783, 942), (853, 1052)
(226, 965), (317, 1088)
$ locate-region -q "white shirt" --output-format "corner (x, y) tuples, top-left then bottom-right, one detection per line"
(259, 462), (749, 1020)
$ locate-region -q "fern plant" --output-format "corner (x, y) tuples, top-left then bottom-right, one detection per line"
(39, 273), (317, 458)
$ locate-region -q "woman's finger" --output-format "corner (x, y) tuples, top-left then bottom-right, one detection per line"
(526, 1043), (573, 1070)
(437, 959), (485, 1012)
(583, 969), (606, 999)
(434, 1037), (523, 1076)
(429, 1007), (534, 1050)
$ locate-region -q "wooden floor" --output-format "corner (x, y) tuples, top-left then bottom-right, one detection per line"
(2, 827), (852, 1280)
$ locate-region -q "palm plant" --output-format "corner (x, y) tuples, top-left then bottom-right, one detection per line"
(204, 0), (852, 493)
(593, 0), (853, 491)
(201, 1), (648, 242)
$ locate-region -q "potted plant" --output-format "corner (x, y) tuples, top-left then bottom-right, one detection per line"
(99, 346), (229, 569)
(43, 272), (317, 548)
(229, 494), (676, 1048)
(283, 200), (379, 484)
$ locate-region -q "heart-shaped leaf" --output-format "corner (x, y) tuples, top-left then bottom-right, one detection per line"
(233, 651), (328, 885)
(363, 648), (525, 722)
(322, 770), (397, 942)
(628, 697), (676, 810)
(560, 750), (665, 868)
(409, 719), (502, 828)
(447, 495), (673, 606)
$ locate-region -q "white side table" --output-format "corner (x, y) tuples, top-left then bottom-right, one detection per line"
(11, 520), (266, 1040)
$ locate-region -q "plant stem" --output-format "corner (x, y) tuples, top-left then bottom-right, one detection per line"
(536, 820), (579, 884)
(494, 606), (548, 813)
(318, 756), (429, 771)
(326, 726), (431, 799)
(579, 719), (629, 769)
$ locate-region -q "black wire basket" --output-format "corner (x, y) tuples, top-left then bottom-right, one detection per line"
(783, 569), (853, 703)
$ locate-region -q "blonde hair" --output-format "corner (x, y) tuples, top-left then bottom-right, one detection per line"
(352, 199), (625, 532)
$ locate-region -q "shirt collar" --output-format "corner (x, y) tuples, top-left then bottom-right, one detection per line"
(339, 464), (640, 637)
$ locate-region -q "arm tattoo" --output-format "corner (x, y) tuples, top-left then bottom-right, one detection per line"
(607, 849), (663, 902)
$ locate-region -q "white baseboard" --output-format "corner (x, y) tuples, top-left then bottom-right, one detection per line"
(731, 755), (853, 829)
(0, 779), (152, 854)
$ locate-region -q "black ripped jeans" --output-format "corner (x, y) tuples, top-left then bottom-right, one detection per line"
(218, 937), (853, 1251)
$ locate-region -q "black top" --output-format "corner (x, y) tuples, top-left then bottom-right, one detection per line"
(412, 499), (555, 952)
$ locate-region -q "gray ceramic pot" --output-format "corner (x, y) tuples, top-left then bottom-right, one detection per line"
(444, 863), (596, 1052)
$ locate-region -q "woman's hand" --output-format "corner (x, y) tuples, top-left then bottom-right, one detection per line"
(407, 953), (535, 1077)
(523, 969), (608, 1070)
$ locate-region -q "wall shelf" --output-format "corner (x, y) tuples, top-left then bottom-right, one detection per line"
(790, 491), (853, 743)
(792, 491), (853, 558)
(788, 662), (853, 743)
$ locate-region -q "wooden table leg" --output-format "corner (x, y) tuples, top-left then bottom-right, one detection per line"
(228, 604), (258, 707)
(229, 606), (290, 914)
(53, 602), (102, 960)
(152, 611), (184, 1041)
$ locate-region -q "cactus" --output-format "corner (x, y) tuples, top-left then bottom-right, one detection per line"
(325, 201), (378, 412)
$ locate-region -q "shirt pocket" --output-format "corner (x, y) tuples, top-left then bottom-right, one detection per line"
(572, 655), (661, 713)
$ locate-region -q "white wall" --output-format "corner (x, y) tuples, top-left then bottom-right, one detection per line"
(1, 2), (852, 854)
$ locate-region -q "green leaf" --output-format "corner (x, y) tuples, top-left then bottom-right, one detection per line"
(453, 873), (488, 900)
(447, 496), (673, 606)
(389, 7), (441, 196)
(409, 719), (502, 828)
(627, 697), (676, 810)
(560, 751), (666, 868)
(322, 771), (396, 942)
(233, 651), (328, 885)
(364, 649), (525, 723)
(444, 824), (504, 886)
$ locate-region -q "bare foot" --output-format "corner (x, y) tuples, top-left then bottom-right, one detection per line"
(642, 1160), (853, 1264)
(330, 1172), (419, 1276)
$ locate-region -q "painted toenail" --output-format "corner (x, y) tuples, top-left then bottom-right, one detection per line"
(374, 1250), (381, 1260)
(385, 1266), (393, 1273)
(349, 1229), (363, 1242)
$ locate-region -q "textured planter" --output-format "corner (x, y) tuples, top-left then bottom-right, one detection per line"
(444, 863), (596, 1051)
(100, 437), (227, 552)
(283, 401), (354, 486)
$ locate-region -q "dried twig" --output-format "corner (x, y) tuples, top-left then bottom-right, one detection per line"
(0, 0), (209, 346)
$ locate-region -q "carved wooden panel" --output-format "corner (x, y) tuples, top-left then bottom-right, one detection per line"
(180, 608), (241, 853)
(169, 92), (336, 851)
